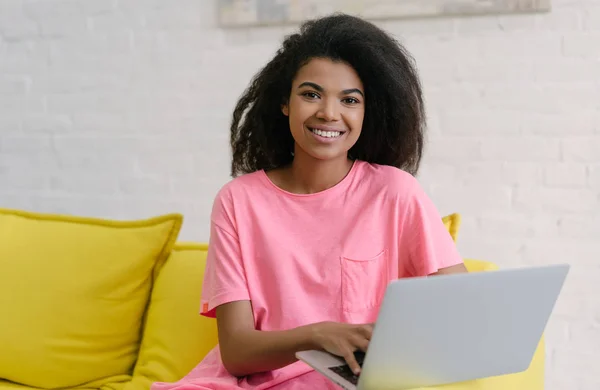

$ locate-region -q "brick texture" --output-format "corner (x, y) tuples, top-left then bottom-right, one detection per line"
(0, 0), (599, 388)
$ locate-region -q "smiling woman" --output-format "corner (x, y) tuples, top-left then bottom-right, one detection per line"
(283, 59), (365, 162)
(151, 13), (467, 390)
(228, 13), (426, 180)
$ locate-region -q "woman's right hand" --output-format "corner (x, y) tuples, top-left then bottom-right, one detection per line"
(310, 321), (374, 375)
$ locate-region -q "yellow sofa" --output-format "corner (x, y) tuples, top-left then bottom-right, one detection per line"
(0, 209), (544, 390)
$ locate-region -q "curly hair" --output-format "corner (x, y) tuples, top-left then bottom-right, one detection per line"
(230, 13), (425, 177)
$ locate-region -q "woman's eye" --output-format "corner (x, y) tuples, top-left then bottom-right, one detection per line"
(303, 92), (319, 99)
(343, 97), (359, 104)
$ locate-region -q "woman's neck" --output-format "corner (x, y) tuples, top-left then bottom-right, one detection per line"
(285, 151), (354, 194)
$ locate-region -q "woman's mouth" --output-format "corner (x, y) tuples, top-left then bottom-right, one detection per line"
(307, 127), (345, 139)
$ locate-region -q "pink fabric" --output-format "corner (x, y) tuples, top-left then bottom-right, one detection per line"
(151, 161), (463, 390)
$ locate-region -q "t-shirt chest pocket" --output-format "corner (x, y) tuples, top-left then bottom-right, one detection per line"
(340, 249), (389, 313)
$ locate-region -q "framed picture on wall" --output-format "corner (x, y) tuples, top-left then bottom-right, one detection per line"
(217, 0), (551, 27)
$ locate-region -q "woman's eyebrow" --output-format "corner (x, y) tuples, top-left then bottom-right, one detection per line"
(297, 81), (323, 92)
(341, 88), (364, 97)
(298, 82), (364, 97)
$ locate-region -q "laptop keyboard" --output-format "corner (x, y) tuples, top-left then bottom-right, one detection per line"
(328, 351), (365, 385)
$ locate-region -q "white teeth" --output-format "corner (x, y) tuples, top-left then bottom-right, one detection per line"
(310, 128), (342, 138)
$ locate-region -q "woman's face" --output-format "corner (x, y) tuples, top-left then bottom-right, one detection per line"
(283, 57), (365, 162)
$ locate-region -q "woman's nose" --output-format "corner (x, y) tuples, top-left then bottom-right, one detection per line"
(316, 99), (340, 122)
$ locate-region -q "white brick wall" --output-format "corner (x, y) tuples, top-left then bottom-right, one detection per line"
(0, 0), (598, 388)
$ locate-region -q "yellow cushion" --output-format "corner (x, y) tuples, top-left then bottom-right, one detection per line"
(442, 213), (461, 242)
(0, 208), (182, 389)
(0, 381), (31, 390)
(129, 243), (219, 390)
(463, 259), (499, 273)
(0, 380), (129, 390)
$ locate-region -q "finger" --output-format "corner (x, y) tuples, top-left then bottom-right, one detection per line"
(355, 336), (369, 352)
(350, 333), (370, 351)
(358, 324), (374, 339)
(343, 349), (361, 375)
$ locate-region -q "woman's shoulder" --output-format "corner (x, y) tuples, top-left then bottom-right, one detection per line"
(357, 161), (423, 198)
(216, 170), (267, 196)
(210, 170), (267, 214)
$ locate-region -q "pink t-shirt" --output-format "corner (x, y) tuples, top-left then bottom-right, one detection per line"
(151, 160), (464, 390)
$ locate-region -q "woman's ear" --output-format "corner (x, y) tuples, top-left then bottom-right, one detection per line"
(281, 103), (289, 116)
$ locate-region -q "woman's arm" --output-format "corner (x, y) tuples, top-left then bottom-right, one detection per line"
(216, 301), (315, 376)
(216, 301), (373, 377)
(430, 263), (468, 276)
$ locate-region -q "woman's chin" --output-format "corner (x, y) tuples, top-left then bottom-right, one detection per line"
(296, 147), (350, 163)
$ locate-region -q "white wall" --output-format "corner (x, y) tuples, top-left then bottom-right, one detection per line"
(0, 0), (598, 388)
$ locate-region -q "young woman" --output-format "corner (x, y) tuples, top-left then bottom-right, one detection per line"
(153, 13), (467, 390)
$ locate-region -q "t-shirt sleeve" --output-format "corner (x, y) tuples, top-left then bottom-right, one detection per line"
(200, 189), (250, 318)
(399, 182), (465, 277)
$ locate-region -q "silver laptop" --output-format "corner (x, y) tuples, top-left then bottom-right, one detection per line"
(296, 264), (569, 390)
